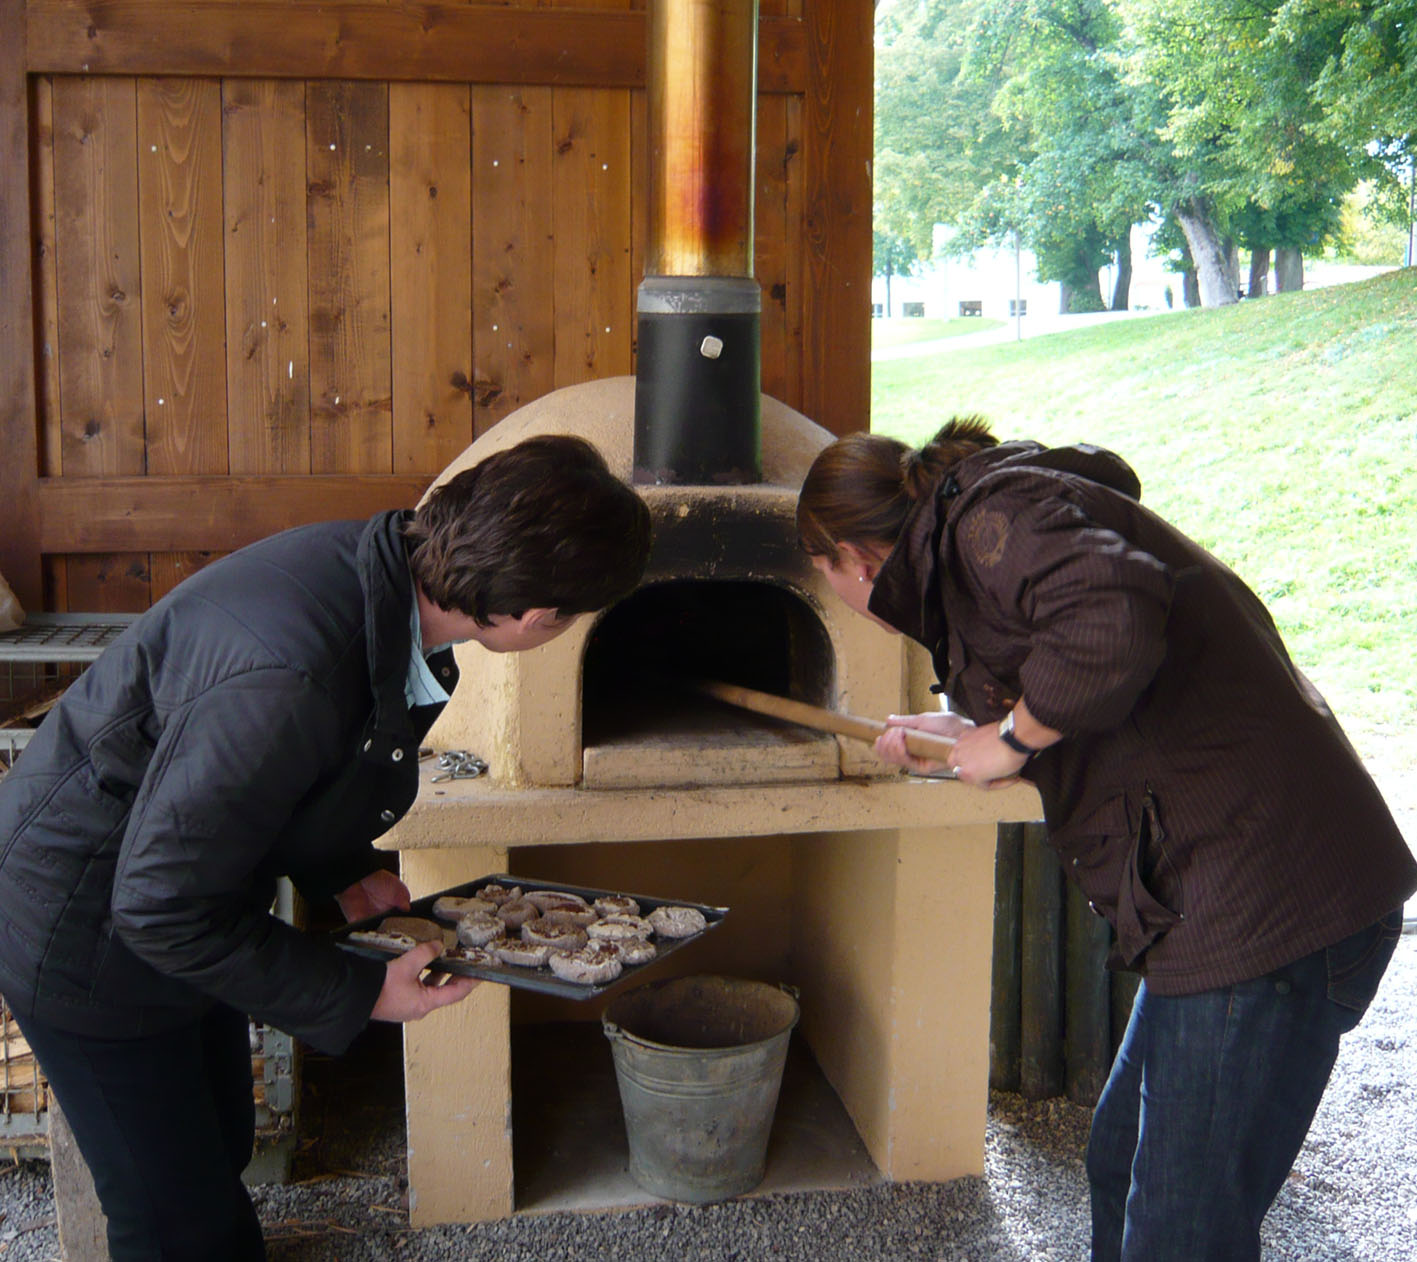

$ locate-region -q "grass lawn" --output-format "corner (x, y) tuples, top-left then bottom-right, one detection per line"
(872, 316), (1005, 348)
(870, 268), (1417, 814)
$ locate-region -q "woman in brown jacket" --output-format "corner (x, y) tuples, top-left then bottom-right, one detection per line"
(797, 417), (1415, 1262)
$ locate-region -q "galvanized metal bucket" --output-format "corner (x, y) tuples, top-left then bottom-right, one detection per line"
(602, 974), (800, 1203)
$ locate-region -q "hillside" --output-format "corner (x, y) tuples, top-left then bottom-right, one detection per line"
(870, 268), (1417, 838)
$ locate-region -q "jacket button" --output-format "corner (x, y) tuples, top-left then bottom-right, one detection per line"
(363, 739), (373, 752)
(380, 809), (396, 823)
(441, 667), (451, 678)
(391, 748), (404, 762)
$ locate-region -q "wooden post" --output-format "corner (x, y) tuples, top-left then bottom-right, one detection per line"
(49, 1098), (110, 1259)
(1019, 821), (1063, 1100)
(989, 822), (1024, 1092)
(1064, 880), (1114, 1105)
(1110, 968), (1141, 1054)
(0, 0), (42, 610)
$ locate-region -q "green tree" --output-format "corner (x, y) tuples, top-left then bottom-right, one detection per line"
(873, 228), (922, 316)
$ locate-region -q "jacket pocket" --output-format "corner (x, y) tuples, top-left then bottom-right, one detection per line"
(1051, 790), (1183, 967)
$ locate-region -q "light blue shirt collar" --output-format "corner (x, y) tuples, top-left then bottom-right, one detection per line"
(406, 591), (451, 710)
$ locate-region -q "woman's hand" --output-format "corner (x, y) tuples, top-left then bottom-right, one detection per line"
(370, 940), (479, 1022)
(335, 869), (412, 923)
(944, 721), (1030, 787)
(877, 711), (976, 775)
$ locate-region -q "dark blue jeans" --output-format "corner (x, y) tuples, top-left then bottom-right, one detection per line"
(1086, 911), (1403, 1262)
(18, 1003), (265, 1261)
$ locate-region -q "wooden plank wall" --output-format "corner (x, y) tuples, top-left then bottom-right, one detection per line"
(0, 0), (873, 614)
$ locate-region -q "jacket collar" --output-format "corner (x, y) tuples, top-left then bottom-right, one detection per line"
(865, 439), (1143, 650)
(356, 511), (424, 765)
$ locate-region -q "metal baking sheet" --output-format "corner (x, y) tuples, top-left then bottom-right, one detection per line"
(333, 873), (728, 1000)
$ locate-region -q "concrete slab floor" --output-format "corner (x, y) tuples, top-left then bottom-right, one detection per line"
(512, 1021), (882, 1213)
(291, 1015), (882, 1220)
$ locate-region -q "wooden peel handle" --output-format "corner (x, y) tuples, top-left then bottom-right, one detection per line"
(696, 679), (958, 764)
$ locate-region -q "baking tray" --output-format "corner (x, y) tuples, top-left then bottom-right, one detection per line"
(333, 873), (728, 1000)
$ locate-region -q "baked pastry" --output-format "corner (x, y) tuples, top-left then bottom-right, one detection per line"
(475, 883), (521, 907)
(432, 895), (496, 922)
(521, 918), (588, 950)
(525, 889), (590, 914)
(647, 905), (708, 939)
(541, 905), (599, 928)
(613, 936), (658, 966)
(446, 944), (499, 967)
(348, 929), (418, 953)
(593, 895), (640, 918)
(548, 942), (623, 985)
(493, 938), (552, 968)
(378, 916), (449, 944)
(455, 913), (507, 947)
(587, 915), (652, 942)
(496, 897), (540, 929)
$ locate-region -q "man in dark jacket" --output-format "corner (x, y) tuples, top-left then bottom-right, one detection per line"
(798, 418), (1415, 1262)
(0, 434), (651, 1260)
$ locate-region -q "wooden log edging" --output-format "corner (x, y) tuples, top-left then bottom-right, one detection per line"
(989, 820), (1140, 1108)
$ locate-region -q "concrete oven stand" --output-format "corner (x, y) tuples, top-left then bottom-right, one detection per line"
(377, 377), (1041, 1224)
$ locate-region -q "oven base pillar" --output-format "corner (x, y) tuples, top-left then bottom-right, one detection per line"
(401, 846), (514, 1227)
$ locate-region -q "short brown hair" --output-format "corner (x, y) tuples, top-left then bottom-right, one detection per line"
(796, 417), (998, 559)
(405, 435), (652, 624)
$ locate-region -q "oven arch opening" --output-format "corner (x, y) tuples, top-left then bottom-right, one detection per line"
(579, 578), (837, 788)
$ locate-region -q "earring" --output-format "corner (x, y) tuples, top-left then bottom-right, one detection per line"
(858, 575), (868, 583)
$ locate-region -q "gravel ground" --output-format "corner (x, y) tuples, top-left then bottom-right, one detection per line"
(3, 929), (1414, 1262)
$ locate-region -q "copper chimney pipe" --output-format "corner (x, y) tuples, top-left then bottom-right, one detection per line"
(633, 0), (763, 486)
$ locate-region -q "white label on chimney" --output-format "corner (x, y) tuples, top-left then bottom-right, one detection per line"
(699, 335), (724, 359)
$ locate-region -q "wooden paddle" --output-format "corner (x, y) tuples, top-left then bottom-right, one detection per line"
(694, 679), (958, 764)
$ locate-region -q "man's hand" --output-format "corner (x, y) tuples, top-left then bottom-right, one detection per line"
(370, 941), (479, 1022)
(335, 869), (412, 923)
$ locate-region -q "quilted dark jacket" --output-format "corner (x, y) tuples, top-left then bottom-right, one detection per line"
(869, 440), (1416, 994)
(0, 512), (456, 1053)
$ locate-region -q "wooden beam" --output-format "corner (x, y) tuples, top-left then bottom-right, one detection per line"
(801, 0), (873, 437)
(0, 0), (42, 609)
(28, 2), (808, 93)
(37, 474), (432, 554)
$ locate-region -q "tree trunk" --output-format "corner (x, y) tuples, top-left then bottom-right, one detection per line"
(1183, 270), (1201, 307)
(1173, 196), (1239, 307)
(1274, 247), (1304, 292)
(1058, 281), (1072, 315)
(1248, 247), (1270, 298)
(1111, 238), (1132, 311)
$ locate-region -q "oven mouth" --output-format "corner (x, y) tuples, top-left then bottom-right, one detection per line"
(580, 578), (836, 788)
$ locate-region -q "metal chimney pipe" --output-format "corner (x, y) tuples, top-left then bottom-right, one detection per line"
(633, 0), (762, 486)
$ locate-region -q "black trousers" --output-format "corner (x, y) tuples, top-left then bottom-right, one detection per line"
(19, 1003), (266, 1261)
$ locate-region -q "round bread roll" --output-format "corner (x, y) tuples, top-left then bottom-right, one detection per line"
(525, 889), (589, 914)
(541, 906), (599, 928)
(521, 918), (587, 950)
(446, 943), (499, 967)
(586, 915), (652, 942)
(613, 936), (658, 966)
(548, 942), (623, 985)
(475, 883), (522, 907)
(432, 895), (496, 922)
(496, 898), (539, 929)
(647, 905), (708, 939)
(455, 912), (507, 947)
(493, 938), (552, 968)
(378, 916), (447, 944)
(348, 929), (418, 953)
(593, 894), (640, 918)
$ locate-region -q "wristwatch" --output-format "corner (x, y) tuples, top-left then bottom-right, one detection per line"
(998, 709), (1039, 758)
